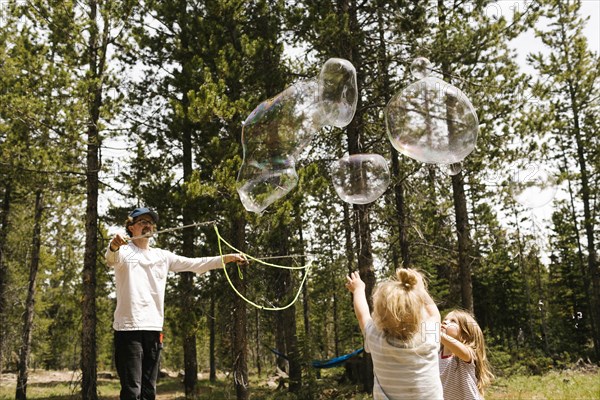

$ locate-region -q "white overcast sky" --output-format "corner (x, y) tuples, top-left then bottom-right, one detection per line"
(511, 0), (599, 74)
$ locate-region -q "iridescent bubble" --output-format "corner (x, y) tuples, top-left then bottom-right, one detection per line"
(237, 157), (298, 213)
(237, 79), (325, 212)
(318, 58), (358, 128)
(331, 154), (390, 205)
(385, 58), (479, 165)
(410, 57), (433, 80)
(241, 78), (324, 160)
(509, 163), (557, 209)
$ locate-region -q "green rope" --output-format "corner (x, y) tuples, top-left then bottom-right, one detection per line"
(214, 225), (312, 311)
(214, 225), (309, 270)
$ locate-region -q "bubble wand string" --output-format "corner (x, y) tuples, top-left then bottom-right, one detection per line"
(125, 219), (312, 309)
(214, 225), (312, 311)
(128, 220), (315, 262)
(128, 220), (217, 240)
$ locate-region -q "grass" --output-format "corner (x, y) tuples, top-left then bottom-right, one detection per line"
(0, 367), (598, 399)
(486, 368), (600, 400)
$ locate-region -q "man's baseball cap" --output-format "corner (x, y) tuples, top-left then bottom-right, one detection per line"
(129, 207), (159, 223)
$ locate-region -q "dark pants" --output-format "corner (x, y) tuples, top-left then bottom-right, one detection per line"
(114, 330), (162, 400)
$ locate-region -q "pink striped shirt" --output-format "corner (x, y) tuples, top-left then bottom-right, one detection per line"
(439, 353), (481, 400)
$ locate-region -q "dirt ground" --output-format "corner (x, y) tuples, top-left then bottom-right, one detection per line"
(1, 370), (80, 384)
(0, 370), (187, 399)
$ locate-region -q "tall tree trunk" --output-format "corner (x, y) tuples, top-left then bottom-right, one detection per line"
(332, 273), (340, 358)
(338, 0), (375, 391)
(559, 144), (597, 356)
(82, 1), (104, 397)
(209, 282), (217, 383)
(391, 149), (410, 268)
(282, 272), (301, 393)
(231, 217), (248, 400)
(180, 271), (197, 397)
(568, 80), (600, 359)
(254, 307), (261, 377)
(451, 171), (474, 313)
(437, 0), (474, 313)
(513, 209), (535, 344)
(343, 203), (354, 273)
(274, 313), (286, 373)
(181, 118), (198, 397)
(15, 191), (43, 400)
(375, 0), (410, 269)
(272, 227), (301, 392)
(299, 216), (310, 339)
(0, 182), (11, 375)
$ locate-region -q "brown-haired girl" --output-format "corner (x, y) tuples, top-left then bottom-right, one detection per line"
(440, 310), (494, 399)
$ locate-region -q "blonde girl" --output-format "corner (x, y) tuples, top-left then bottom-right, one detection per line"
(346, 269), (443, 399)
(440, 310), (494, 399)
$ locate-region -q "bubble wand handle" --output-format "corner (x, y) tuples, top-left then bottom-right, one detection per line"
(129, 220), (217, 240)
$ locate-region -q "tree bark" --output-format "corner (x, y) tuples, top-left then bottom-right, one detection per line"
(180, 61), (198, 397)
(209, 283), (217, 383)
(559, 144), (597, 358)
(254, 307), (261, 377)
(391, 149), (410, 269)
(282, 273), (301, 393)
(513, 208), (535, 344)
(15, 191), (43, 400)
(375, 0), (410, 269)
(437, 0), (474, 313)
(336, 0), (376, 391)
(272, 228), (301, 393)
(451, 171), (474, 313)
(180, 272), (197, 397)
(274, 313), (287, 373)
(0, 182), (11, 375)
(81, 1), (104, 397)
(568, 80), (600, 359)
(231, 217), (248, 400)
(343, 203), (355, 273)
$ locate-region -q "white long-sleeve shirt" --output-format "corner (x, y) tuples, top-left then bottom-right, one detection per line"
(106, 242), (223, 331)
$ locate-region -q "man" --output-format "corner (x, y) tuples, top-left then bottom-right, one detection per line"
(106, 207), (245, 400)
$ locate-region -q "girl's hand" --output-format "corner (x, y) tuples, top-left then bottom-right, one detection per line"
(345, 271), (365, 293)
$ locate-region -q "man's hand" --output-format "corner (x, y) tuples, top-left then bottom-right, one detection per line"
(109, 234), (128, 252)
(223, 253), (248, 266)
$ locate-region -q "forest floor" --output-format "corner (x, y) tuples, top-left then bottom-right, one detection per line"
(0, 364), (599, 399)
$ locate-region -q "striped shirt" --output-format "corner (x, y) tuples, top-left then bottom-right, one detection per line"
(439, 353), (481, 400)
(364, 319), (444, 400)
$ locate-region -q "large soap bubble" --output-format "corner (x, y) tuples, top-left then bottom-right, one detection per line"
(237, 79), (325, 212)
(237, 58), (360, 213)
(318, 58), (358, 128)
(237, 158), (299, 213)
(241, 78), (324, 161)
(385, 57), (479, 165)
(331, 154), (390, 205)
(509, 162), (557, 209)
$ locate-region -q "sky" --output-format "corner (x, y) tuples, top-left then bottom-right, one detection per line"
(501, 0), (599, 261)
(511, 0), (599, 74)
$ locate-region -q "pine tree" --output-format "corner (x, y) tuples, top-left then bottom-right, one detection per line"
(528, 0), (600, 359)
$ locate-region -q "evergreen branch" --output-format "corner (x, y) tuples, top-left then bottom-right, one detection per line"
(0, 162), (85, 177)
